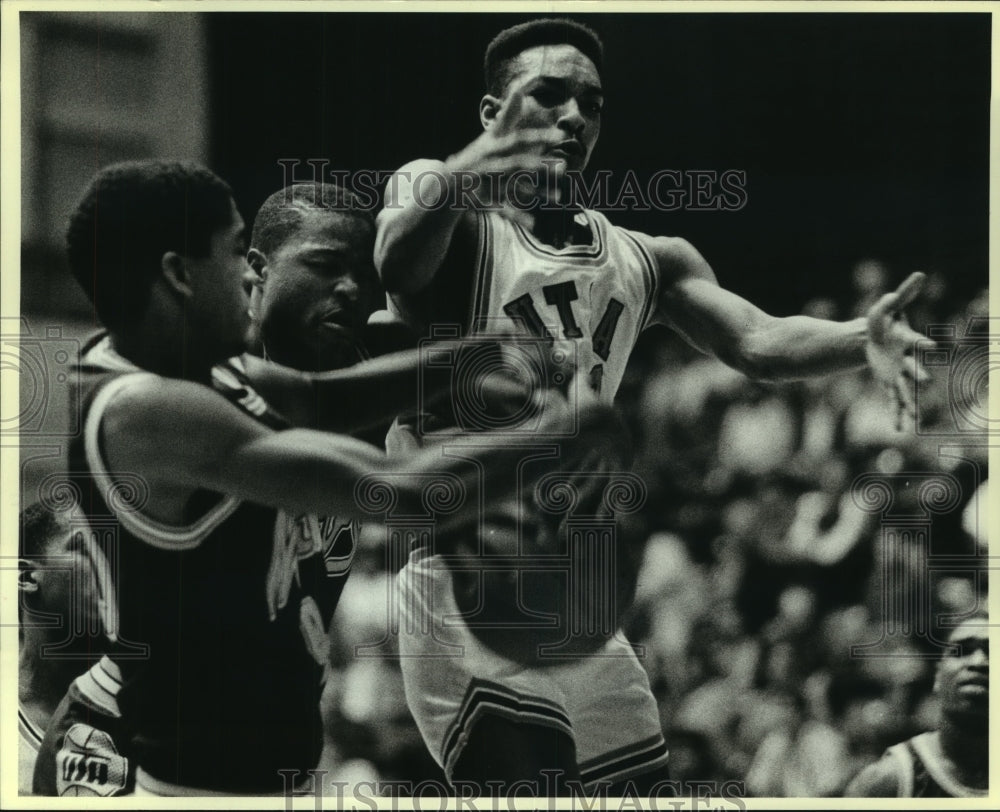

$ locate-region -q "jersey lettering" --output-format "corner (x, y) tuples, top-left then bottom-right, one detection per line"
(543, 281), (584, 338)
(502, 294), (554, 343)
(592, 298), (624, 362)
(266, 512), (323, 620)
(589, 364), (605, 395)
(502, 289), (627, 376)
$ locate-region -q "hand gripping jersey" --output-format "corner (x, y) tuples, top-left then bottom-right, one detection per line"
(882, 732), (987, 798)
(66, 334), (355, 793)
(467, 208), (660, 402)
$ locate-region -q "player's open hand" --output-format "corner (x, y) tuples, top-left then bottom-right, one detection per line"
(864, 271), (932, 430)
(444, 83), (565, 226)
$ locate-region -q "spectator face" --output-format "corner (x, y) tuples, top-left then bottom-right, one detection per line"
(936, 618), (989, 729)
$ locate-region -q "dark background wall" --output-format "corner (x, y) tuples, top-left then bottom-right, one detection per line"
(208, 11), (990, 315)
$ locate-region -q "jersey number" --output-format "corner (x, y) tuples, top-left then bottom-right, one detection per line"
(503, 281), (625, 395)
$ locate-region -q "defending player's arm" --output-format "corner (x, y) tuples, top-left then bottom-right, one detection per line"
(649, 236), (929, 418)
(100, 375), (607, 522)
(375, 87), (559, 295)
(241, 342), (529, 433)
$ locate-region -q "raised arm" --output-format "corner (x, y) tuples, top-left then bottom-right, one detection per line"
(375, 87), (560, 296)
(649, 236), (928, 415)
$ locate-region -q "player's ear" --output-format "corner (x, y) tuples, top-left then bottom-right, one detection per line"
(18, 559), (40, 595)
(246, 247), (268, 285)
(480, 94), (502, 130)
(160, 251), (193, 299)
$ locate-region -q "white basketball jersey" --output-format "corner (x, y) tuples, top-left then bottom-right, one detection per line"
(469, 209), (660, 402)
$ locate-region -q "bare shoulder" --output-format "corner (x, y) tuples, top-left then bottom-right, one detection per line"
(377, 157), (478, 238)
(843, 755), (902, 797)
(100, 375), (266, 473)
(627, 231), (716, 286)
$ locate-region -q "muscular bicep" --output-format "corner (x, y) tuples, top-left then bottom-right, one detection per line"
(101, 377), (276, 493)
(650, 237), (771, 373)
(100, 377), (388, 518)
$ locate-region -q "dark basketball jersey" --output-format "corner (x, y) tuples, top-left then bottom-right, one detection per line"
(68, 334), (356, 793)
(884, 732), (987, 798)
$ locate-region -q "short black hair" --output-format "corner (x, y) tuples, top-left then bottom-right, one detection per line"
(484, 18), (604, 97)
(66, 160), (235, 331)
(19, 501), (65, 561)
(250, 182), (374, 258)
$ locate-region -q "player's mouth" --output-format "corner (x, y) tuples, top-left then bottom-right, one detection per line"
(957, 675), (988, 693)
(317, 311), (355, 335)
(550, 140), (584, 161)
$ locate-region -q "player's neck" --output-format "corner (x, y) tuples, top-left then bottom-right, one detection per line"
(530, 205), (592, 250)
(111, 326), (214, 383)
(937, 722), (988, 787)
(19, 637), (78, 724)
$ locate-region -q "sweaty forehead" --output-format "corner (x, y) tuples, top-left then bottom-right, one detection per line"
(509, 44), (602, 89)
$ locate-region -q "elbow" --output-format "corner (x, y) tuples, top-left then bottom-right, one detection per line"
(374, 232), (406, 295)
(727, 340), (778, 383)
(375, 232), (428, 296)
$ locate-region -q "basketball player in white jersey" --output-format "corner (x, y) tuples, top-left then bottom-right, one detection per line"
(375, 18), (930, 793)
(844, 613), (988, 798)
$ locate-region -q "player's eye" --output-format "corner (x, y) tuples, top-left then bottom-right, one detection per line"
(530, 86), (562, 107)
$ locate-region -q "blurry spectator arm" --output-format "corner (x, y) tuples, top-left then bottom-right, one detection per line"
(843, 757), (902, 797)
(784, 492), (870, 566)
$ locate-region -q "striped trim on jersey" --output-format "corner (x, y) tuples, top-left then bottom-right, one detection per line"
(511, 210), (606, 261)
(909, 732), (987, 798)
(18, 706), (44, 752)
(441, 678), (574, 778)
(617, 228), (661, 333)
(83, 372), (240, 551)
(470, 210), (496, 333)
(75, 656), (124, 718)
(578, 731), (669, 788)
(885, 741), (915, 797)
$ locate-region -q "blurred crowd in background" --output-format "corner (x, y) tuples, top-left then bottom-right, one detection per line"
(321, 262), (990, 797)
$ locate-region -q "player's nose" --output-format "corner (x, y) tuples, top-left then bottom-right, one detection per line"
(557, 98), (586, 135)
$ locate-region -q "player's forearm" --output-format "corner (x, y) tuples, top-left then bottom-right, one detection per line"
(739, 316), (868, 382)
(306, 347), (444, 432)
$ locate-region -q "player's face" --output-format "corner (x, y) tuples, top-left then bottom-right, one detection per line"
(186, 199), (253, 362)
(936, 619), (989, 724)
(258, 210), (377, 371)
(502, 44), (603, 172)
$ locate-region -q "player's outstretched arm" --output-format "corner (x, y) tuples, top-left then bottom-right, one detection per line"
(241, 341), (530, 433)
(650, 237), (928, 396)
(99, 374), (603, 522)
(375, 85), (560, 295)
